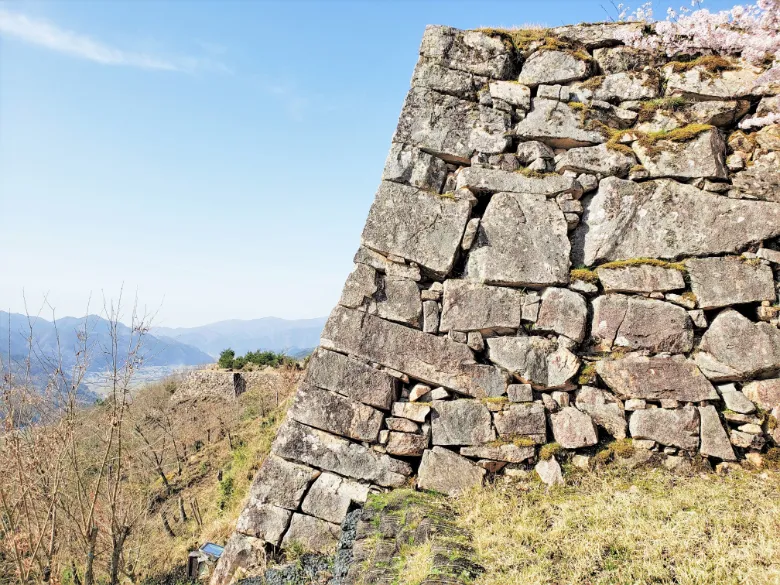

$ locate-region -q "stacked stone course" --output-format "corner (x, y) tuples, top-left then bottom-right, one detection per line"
(212, 22), (780, 584)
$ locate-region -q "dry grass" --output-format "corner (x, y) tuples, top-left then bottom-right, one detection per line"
(668, 55), (736, 74)
(397, 541), (434, 585)
(570, 267), (599, 284)
(599, 257), (687, 272)
(456, 466), (780, 585)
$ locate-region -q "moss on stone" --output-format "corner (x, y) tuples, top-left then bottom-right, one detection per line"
(577, 362), (598, 385)
(598, 257), (687, 272)
(580, 75), (605, 90)
(539, 442), (563, 460)
(593, 439), (635, 466)
(637, 96), (688, 122)
(571, 267), (599, 284)
(668, 55), (735, 75)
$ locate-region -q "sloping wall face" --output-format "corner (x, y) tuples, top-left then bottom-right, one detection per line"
(212, 23), (780, 584)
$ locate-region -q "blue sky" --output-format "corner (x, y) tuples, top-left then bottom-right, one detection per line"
(0, 0), (738, 327)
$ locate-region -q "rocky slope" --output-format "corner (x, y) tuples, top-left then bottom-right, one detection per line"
(212, 22), (780, 585)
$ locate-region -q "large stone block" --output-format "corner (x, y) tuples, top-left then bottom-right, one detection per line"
(419, 25), (515, 79)
(386, 431), (429, 456)
(493, 404), (547, 443)
(322, 306), (508, 398)
(455, 166), (581, 197)
(305, 348), (397, 411)
(685, 256), (775, 310)
(376, 276), (422, 327)
(698, 405), (736, 461)
(410, 58), (488, 100)
(466, 192), (570, 287)
(431, 399), (496, 446)
(281, 513), (341, 554)
(393, 87), (510, 163)
(555, 143), (637, 178)
(361, 181), (474, 277)
(591, 71), (660, 102)
(518, 50), (590, 86)
(633, 129), (728, 180)
(730, 154), (780, 202)
(550, 407), (598, 449)
(487, 336), (579, 390)
(417, 447), (486, 496)
(629, 406), (700, 451)
(439, 280), (524, 334)
(235, 504), (292, 546)
(246, 455), (320, 511)
(339, 263), (377, 309)
(580, 178), (780, 265)
(596, 264), (685, 293)
(515, 98), (606, 148)
(300, 472), (370, 525)
(289, 385), (384, 443)
(697, 310), (780, 381)
(273, 420), (411, 488)
(534, 287), (587, 343)
(591, 294), (693, 353)
(596, 355), (717, 402)
(663, 61), (762, 100)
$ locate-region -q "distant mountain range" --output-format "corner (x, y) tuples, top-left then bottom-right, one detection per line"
(153, 316), (327, 358)
(0, 311), (213, 374)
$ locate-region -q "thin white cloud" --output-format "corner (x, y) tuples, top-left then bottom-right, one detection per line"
(0, 9), (225, 73)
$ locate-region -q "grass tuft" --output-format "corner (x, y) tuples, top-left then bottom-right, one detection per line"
(598, 258), (687, 272)
(668, 55), (736, 74)
(577, 362), (598, 386)
(570, 268), (599, 285)
(539, 442), (563, 461)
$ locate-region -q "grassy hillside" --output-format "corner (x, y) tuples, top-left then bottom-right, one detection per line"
(0, 366), (300, 585)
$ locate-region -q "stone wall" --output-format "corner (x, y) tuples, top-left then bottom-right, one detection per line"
(212, 22), (780, 584)
(173, 369), (290, 403)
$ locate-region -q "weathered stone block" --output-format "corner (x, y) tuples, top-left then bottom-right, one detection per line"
(273, 420), (411, 487)
(417, 447), (486, 496)
(235, 504), (291, 546)
(629, 406), (700, 451)
(663, 61), (762, 100)
(305, 348), (397, 411)
(431, 399), (496, 446)
(507, 383), (533, 403)
(393, 87), (510, 163)
(420, 25), (515, 79)
(633, 129), (727, 180)
(555, 143), (637, 178)
(439, 280), (524, 333)
(685, 256), (775, 310)
(596, 355), (717, 402)
(596, 264), (685, 293)
(246, 455), (320, 511)
(300, 472), (369, 525)
(575, 386), (627, 439)
(382, 142), (449, 191)
(455, 166), (581, 197)
(362, 181), (473, 277)
(322, 306), (508, 398)
(697, 310), (780, 381)
(466, 192), (570, 287)
(411, 58), (488, 100)
(550, 407), (598, 449)
(535, 287), (587, 343)
(386, 417), (421, 433)
(593, 71), (660, 101)
(487, 337), (579, 390)
(386, 431), (429, 456)
(580, 178), (780, 265)
(698, 405), (736, 461)
(493, 404), (547, 443)
(376, 276), (422, 327)
(741, 378), (780, 410)
(340, 263), (377, 309)
(535, 458), (564, 486)
(489, 81), (531, 109)
(591, 294), (693, 353)
(391, 402), (430, 423)
(281, 513), (341, 554)
(518, 50), (590, 86)
(289, 385), (384, 443)
(515, 98), (606, 148)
